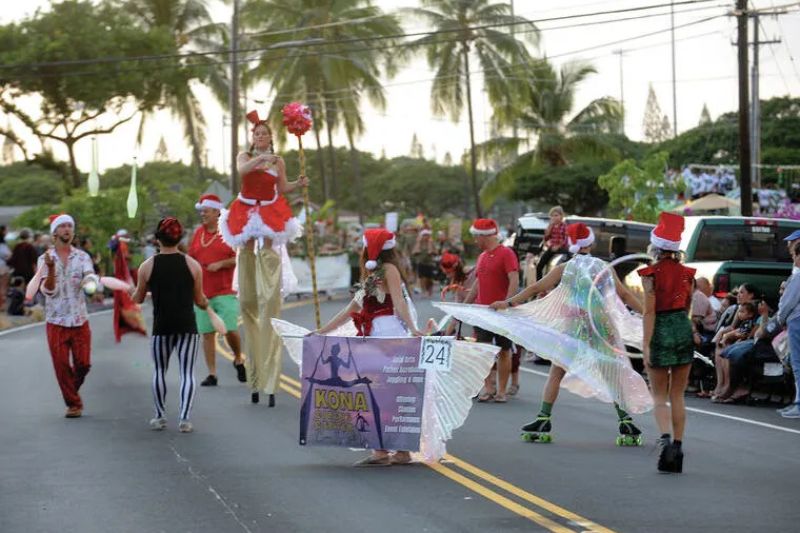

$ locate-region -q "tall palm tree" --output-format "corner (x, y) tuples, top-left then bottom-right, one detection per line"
(479, 58), (623, 208)
(410, 0), (537, 217)
(240, 0), (402, 203)
(125, 0), (229, 174)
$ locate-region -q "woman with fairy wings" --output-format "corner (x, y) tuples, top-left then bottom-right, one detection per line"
(219, 109), (306, 407)
(435, 223), (653, 444)
(272, 228), (499, 466)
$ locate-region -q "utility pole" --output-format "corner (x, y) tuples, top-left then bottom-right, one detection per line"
(670, 1), (678, 137)
(736, 0), (752, 216)
(749, 11), (782, 190)
(229, 0), (240, 194)
(613, 50), (625, 136)
(509, 0), (519, 148)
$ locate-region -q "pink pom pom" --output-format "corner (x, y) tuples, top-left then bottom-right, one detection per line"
(365, 260), (378, 270)
(281, 102), (313, 137)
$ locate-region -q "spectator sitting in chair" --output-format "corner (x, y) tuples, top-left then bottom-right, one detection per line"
(711, 284), (759, 401)
(713, 301), (760, 403)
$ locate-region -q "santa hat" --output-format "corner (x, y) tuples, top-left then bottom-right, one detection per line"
(49, 213), (74, 234)
(195, 194), (224, 211)
(567, 223), (595, 253)
(362, 228), (396, 270)
(469, 218), (499, 236)
(440, 252), (461, 271)
(650, 212), (684, 251)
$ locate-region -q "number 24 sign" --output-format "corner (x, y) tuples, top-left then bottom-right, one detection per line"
(418, 336), (453, 372)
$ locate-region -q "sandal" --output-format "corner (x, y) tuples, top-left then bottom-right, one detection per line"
(353, 454), (391, 467)
(477, 390), (496, 402)
(507, 384), (520, 396)
(390, 452), (413, 465)
(494, 394), (508, 403)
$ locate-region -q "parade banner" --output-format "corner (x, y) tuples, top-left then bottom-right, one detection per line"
(299, 335), (426, 451)
(289, 253), (351, 294)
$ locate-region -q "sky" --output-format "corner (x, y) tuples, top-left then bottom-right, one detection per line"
(1, 0), (799, 176)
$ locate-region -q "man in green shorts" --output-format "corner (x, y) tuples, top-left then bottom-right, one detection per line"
(188, 194), (245, 386)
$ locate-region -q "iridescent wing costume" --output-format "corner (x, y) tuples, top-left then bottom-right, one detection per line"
(271, 289), (499, 463)
(433, 254), (653, 414)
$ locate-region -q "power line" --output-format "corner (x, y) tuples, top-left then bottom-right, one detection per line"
(1, 11), (728, 84)
(0, 0), (722, 71)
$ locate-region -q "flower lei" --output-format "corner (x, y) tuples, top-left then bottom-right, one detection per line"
(352, 266), (387, 307)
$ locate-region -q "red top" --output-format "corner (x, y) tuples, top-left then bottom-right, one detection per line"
(546, 221), (567, 250)
(188, 226), (236, 298)
(637, 259), (696, 313)
(351, 293), (394, 336)
(475, 245), (519, 305)
(241, 168), (279, 201)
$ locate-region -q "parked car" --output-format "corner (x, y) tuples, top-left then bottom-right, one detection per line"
(511, 214), (655, 285)
(681, 216), (800, 307)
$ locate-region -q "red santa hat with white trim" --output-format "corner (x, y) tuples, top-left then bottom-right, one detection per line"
(650, 212), (684, 251)
(49, 213), (74, 234)
(469, 218), (499, 236)
(362, 228), (396, 270)
(567, 222), (595, 254)
(195, 194), (224, 211)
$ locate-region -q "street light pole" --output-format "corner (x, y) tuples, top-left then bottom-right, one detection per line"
(670, 0), (678, 137)
(613, 49), (625, 136)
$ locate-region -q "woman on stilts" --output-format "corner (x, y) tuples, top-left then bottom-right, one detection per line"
(638, 212), (695, 473)
(219, 109), (306, 406)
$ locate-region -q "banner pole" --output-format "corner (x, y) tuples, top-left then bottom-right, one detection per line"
(298, 135), (321, 328)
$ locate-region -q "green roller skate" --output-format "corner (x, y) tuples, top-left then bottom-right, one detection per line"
(520, 415), (553, 443)
(615, 417), (644, 446)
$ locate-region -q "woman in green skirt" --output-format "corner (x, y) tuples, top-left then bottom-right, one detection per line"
(638, 212), (695, 473)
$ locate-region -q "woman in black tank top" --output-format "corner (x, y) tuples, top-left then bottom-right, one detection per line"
(133, 217), (209, 433)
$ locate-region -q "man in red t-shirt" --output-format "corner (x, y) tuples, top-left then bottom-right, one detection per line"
(188, 194), (245, 386)
(464, 218), (519, 403)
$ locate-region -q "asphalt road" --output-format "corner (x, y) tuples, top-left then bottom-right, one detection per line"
(1, 295), (799, 533)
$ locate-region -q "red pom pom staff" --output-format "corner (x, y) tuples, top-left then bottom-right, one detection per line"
(282, 102), (320, 328)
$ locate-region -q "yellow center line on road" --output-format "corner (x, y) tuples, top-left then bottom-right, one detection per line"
(443, 454), (615, 533)
(426, 462), (576, 533)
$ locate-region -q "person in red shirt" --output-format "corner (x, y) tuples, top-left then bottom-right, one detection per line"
(188, 194), (245, 386)
(638, 212), (695, 473)
(464, 218), (519, 403)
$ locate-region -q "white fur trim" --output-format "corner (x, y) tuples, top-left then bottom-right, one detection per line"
(50, 214), (74, 234)
(219, 208), (303, 249)
(650, 231), (681, 251)
(361, 236), (396, 250)
(195, 199), (223, 210)
(469, 227), (498, 236)
(365, 260), (378, 270)
(236, 189), (278, 207)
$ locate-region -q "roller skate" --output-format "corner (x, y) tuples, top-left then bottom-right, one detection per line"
(615, 417), (643, 446)
(520, 415), (552, 443)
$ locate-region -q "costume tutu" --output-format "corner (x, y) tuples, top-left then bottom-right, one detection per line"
(219, 166), (302, 249)
(271, 280), (499, 463)
(434, 254), (653, 414)
(111, 239), (146, 342)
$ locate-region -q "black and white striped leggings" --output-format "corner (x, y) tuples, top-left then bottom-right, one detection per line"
(151, 333), (199, 421)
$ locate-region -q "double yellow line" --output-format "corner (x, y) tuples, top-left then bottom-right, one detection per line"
(212, 307), (615, 532)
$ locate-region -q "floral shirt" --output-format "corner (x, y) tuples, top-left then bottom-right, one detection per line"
(37, 247), (94, 327)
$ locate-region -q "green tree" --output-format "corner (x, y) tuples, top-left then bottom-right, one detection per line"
(481, 59), (624, 211)
(0, 162), (65, 206)
(598, 151), (682, 223)
(410, 0), (537, 217)
(125, 0), (229, 175)
(241, 0), (403, 204)
(0, 0), (180, 188)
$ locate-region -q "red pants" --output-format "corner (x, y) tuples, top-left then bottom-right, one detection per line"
(46, 322), (92, 409)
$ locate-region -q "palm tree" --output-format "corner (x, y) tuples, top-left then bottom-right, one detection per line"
(240, 0), (403, 203)
(125, 0), (229, 174)
(410, 0), (537, 217)
(479, 58), (623, 208)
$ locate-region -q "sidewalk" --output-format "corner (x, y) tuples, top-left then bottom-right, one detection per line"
(0, 298), (114, 332)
